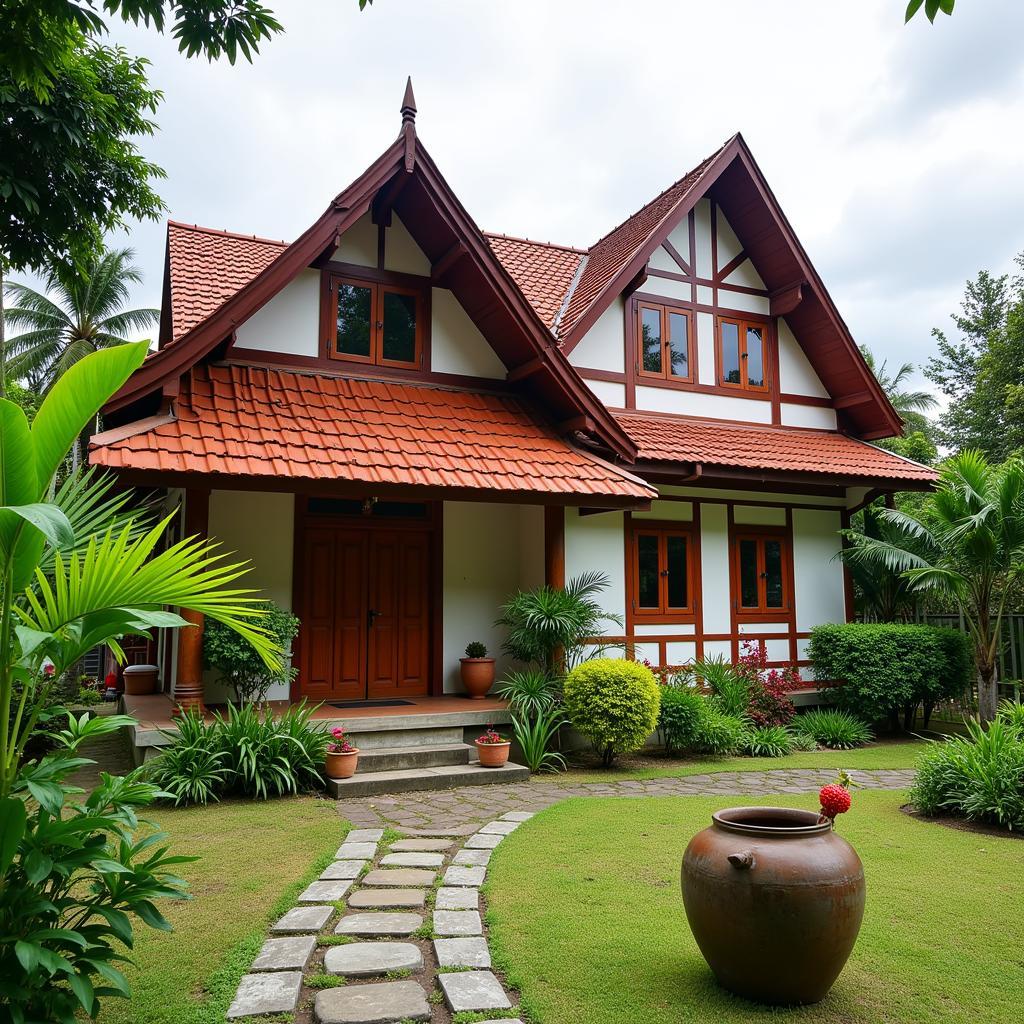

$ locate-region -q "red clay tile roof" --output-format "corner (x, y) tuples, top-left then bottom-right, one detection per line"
(615, 413), (937, 484)
(484, 234), (585, 329)
(91, 364), (655, 501)
(167, 222), (286, 342)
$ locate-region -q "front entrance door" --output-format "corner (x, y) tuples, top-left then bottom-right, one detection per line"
(299, 524), (431, 700)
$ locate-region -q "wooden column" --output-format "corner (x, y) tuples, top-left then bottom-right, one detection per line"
(544, 506), (565, 590)
(173, 488), (210, 713)
(839, 508), (856, 623)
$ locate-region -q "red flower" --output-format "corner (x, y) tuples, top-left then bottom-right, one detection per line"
(819, 783), (852, 819)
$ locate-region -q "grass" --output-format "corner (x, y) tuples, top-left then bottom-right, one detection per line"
(487, 790), (1024, 1024)
(98, 796), (342, 1024)
(556, 736), (928, 783)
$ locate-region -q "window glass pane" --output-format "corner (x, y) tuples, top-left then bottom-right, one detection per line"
(336, 283), (372, 358)
(666, 535), (688, 608)
(668, 311), (689, 378)
(637, 534), (660, 609)
(739, 538), (759, 607)
(640, 307), (663, 373)
(721, 321), (741, 384)
(382, 290), (417, 363)
(764, 539), (784, 607)
(746, 325), (764, 387)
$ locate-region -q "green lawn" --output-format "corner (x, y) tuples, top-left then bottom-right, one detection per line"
(557, 737), (929, 783)
(487, 790), (1024, 1024)
(97, 796), (341, 1024)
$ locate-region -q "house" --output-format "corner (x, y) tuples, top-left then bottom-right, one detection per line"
(91, 81), (936, 719)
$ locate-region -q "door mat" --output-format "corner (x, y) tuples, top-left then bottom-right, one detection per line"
(326, 699), (416, 709)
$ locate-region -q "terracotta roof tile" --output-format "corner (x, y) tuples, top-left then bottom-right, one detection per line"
(91, 364), (655, 501)
(484, 234), (585, 329)
(167, 222), (286, 342)
(615, 413), (937, 484)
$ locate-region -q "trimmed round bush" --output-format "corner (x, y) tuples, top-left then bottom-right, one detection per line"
(564, 658), (661, 766)
(658, 685), (705, 754)
(794, 708), (874, 749)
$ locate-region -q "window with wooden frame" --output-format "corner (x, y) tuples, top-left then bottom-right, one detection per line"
(731, 528), (791, 616)
(630, 522), (697, 620)
(717, 316), (768, 392)
(323, 274), (424, 368)
(636, 301), (694, 383)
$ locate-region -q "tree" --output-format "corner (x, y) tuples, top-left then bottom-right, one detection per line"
(905, 0), (955, 23)
(839, 451), (1024, 723)
(3, 247), (158, 393)
(859, 344), (937, 434)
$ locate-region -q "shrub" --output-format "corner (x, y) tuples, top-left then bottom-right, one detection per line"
(695, 656), (750, 717)
(692, 702), (747, 755)
(996, 699), (1024, 737)
(911, 720), (1024, 830)
(808, 623), (972, 727)
(794, 708), (874, 749)
(464, 641), (488, 659)
(657, 685), (705, 754)
(742, 725), (794, 758)
(495, 669), (559, 718)
(510, 706), (567, 774)
(737, 641), (798, 727)
(564, 659), (661, 766)
(789, 729), (818, 752)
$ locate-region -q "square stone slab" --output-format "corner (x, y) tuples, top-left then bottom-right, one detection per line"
(479, 820), (519, 835)
(271, 904), (333, 934)
(324, 941), (423, 978)
(465, 833), (503, 849)
(298, 879), (352, 903)
(334, 912), (423, 937)
(380, 852), (444, 868)
(363, 868), (435, 887)
(443, 865), (485, 887)
(227, 971), (302, 1018)
(438, 971), (512, 1013)
(314, 980), (430, 1023)
(346, 828), (384, 843)
(335, 842), (378, 860)
(251, 934), (316, 972)
(435, 886), (479, 910)
(453, 849), (491, 866)
(434, 936), (491, 968)
(347, 888), (426, 909)
(321, 860), (367, 880)
(389, 838), (452, 852)
(500, 811), (535, 822)
(433, 910), (482, 936)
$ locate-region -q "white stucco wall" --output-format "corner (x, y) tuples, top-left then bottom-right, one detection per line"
(781, 403), (839, 430)
(564, 508), (626, 623)
(333, 211), (376, 267)
(234, 269), (320, 356)
(384, 215), (431, 276)
(777, 318), (829, 397)
(635, 385), (774, 423)
(431, 288), (506, 379)
(568, 297), (626, 372)
(699, 503), (731, 635)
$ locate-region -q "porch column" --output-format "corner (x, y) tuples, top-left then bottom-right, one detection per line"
(173, 488), (210, 713)
(840, 508), (855, 623)
(544, 506), (565, 589)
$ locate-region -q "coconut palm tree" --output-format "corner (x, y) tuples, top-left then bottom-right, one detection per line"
(860, 344), (937, 432)
(2, 247), (157, 393)
(840, 451), (1024, 723)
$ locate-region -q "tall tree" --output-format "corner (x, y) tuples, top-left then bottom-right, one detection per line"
(860, 344), (938, 464)
(3, 247), (158, 393)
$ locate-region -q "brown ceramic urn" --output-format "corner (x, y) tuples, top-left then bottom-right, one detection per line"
(681, 807), (865, 1005)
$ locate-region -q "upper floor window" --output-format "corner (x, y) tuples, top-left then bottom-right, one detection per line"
(732, 528), (791, 616)
(630, 521), (697, 620)
(718, 317), (767, 392)
(325, 274), (423, 368)
(637, 301), (693, 383)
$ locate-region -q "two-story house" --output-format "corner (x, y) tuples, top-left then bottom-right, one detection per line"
(91, 83), (935, 716)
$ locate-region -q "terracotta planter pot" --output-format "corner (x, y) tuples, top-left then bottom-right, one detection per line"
(475, 740), (510, 768)
(460, 658), (495, 699)
(325, 749), (360, 779)
(122, 664), (158, 696)
(682, 806), (865, 1005)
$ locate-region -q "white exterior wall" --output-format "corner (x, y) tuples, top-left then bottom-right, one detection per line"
(792, 508), (848, 675)
(235, 269), (320, 356)
(569, 297), (625, 372)
(778, 318), (829, 397)
(431, 288), (506, 379)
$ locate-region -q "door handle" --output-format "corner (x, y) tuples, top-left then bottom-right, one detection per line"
(367, 609), (379, 629)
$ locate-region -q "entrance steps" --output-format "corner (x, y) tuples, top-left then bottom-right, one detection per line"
(326, 754), (530, 798)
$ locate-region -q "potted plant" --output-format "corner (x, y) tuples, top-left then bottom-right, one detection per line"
(460, 641), (495, 699)
(475, 726), (511, 768)
(325, 725), (360, 779)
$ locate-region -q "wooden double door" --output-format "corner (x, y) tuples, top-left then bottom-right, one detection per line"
(299, 524), (431, 700)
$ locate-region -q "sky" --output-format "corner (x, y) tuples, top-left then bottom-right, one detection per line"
(78, 0), (1024, 396)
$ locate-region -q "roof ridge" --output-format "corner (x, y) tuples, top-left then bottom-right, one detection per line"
(167, 220), (289, 247)
(484, 231), (587, 255)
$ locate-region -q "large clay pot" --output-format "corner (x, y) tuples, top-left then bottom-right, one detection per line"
(460, 658), (495, 699)
(682, 807), (865, 1005)
(122, 664), (159, 696)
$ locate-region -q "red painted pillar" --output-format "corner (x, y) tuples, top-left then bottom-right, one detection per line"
(173, 488), (210, 713)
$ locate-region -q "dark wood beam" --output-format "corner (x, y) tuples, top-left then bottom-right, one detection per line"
(558, 414), (596, 434)
(431, 241), (468, 282)
(371, 172), (411, 227)
(505, 356), (545, 383)
(716, 249), (748, 282)
(834, 389), (874, 409)
(769, 281), (805, 317)
(623, 264), (649, 297)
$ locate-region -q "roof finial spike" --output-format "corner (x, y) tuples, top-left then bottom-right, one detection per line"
(401, 76), (417, 125)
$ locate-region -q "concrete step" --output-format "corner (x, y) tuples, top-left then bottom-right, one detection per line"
(356, 744), (471, 773)
(327, 761), (530, 799)
(339, 725), (465, 751)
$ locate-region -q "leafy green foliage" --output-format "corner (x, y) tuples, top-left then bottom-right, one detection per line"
(741, 725), (794, 758)
(146, 703), (329, 805)
(494, 669), (559, 719)
(694, 655), (749, 717)
(690, 701), (747, 756)
(808, 622), (974, 725)
(464, 641), (487, 659)
(564, 659), (660, 767)
(911, 719), (1024, 830)
(905, 0), (956, 26)
(203, 600), (298, 704)
(793, 709), (875, 750)
(656, 685), (704, 755)
(996, 699), (1024, 735)
(509, 706), (567, 774)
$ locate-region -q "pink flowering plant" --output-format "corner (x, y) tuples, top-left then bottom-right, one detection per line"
(326, 726), (357, 754)
(476, 726), (509, 745)
(737, 639), (799, 727)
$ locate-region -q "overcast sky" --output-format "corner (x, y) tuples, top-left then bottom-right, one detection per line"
(86, 0), (1024, 394)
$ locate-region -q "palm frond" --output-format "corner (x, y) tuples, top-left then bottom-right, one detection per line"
(97, 308), (160, 338)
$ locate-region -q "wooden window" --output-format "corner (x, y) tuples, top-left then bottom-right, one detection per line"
(630, 522), (697, 620)
(717, 317), (768, 392)
(325, 274), (423, 368)
(637, 301), (693, 383)
(731, 529), (791, 615)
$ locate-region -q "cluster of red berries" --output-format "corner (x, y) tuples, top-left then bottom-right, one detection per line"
(818, 783), (852, 820)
